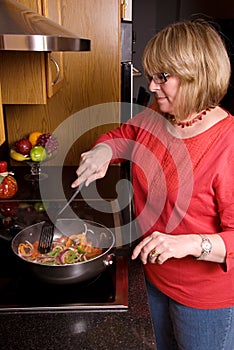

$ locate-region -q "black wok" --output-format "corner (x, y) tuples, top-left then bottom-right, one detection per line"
(11, 218), (115, 284)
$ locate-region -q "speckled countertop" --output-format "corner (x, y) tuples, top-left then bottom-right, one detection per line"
(0, 257), (156, 350)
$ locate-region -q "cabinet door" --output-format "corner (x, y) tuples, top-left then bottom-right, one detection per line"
(16, 0), (42, 12)
(0, 0), (63, 104)
(0, 51), (47, 104)
(42, 0), (64, 98)
(0, 0), (46, 104)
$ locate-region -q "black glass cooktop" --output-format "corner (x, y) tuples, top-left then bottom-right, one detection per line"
(0, 243), (128, 311)
(0, 200), (128, 312)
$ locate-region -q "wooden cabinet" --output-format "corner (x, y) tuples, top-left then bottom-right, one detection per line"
(16, 0), (41, 11)
(0, 0), (63, 104)
(0, 52), (47, 104)
(4, 0), (120, 166)
(42, 0), (64, 98)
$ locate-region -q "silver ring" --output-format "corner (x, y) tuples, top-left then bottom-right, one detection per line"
(149, 249), (159, 259)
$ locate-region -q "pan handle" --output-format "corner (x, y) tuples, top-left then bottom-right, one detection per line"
(103, 253), (115, 266)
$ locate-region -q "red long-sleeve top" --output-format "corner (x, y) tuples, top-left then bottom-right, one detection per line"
(95, 106), (234, 309)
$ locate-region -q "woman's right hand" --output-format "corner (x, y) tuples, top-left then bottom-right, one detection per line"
(71, 143), (113, 188)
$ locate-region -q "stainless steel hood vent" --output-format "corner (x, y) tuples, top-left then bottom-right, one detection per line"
(0, 0), (91, 52)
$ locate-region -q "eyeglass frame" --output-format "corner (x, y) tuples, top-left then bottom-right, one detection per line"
(152, 72), (170, 84)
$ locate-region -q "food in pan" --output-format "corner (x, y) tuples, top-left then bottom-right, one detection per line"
(17, 230), (103, 266)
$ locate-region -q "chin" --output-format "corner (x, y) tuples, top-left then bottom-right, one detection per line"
(158, 106), (172, 114)
(157, 102), (171, 113)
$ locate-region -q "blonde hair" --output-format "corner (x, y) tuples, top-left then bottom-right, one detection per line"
(142, 20), (231, 119)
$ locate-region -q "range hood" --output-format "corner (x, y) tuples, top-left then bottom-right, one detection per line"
(0, 0), (91, 52)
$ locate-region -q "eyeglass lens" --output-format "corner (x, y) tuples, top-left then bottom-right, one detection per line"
(152, 73), (168, 84)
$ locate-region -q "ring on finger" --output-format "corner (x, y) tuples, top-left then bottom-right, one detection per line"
(149, 249), (159, 259)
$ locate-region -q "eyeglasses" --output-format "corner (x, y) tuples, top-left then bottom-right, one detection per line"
(152, 72), (170, 84)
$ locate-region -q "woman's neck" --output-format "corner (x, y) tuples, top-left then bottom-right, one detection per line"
(167, 109), (210, 128)
(166, 106), (229, 139)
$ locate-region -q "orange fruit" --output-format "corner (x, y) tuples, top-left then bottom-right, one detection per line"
(28, 131), (42, 146)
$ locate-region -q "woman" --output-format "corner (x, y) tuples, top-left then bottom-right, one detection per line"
(72, 20), (234, 350)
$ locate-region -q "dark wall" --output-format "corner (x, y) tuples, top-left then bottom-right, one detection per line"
(132, 0), (180, 99)
(179, 0), (234, 19)
(132, 0), (234, 113)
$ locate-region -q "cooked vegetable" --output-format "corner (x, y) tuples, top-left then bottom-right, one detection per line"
(17, 231), (103, 266)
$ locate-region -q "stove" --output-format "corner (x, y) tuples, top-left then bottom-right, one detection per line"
(0, 199), (128, 312)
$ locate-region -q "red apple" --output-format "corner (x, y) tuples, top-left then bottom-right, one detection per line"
(15, 138), (32, 155)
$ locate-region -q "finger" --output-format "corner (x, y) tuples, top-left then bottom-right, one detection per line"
(79, 151), (90, 161)
(134, 244), (157, 265)
(71, 169), (88, 188)
(84, 174), (98, 187)
(131, 236), (152, 259)
(148, 249), (160, 260)
(71, 167), (93, 188)
(77, 162), (94, 177)
(140, 241), (162, 264)
(155, 251), (170, 265)
(71, 178), (80, 188)
(156, 255), (163, 264)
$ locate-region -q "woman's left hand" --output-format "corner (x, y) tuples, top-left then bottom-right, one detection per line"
(131, 231), (198, 264)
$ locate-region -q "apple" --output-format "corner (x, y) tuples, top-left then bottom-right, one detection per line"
(15, 138), (32, 155)
(30, 146), (47, 162)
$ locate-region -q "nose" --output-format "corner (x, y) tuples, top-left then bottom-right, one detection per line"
(149, 79), (160, 92)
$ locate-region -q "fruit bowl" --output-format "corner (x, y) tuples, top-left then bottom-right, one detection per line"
(24, 159), (49, 182)
(10, 149), (57, 182)
(10, 132), (58, 182)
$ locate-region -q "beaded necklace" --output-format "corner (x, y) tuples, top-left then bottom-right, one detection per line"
(167, 109), (210, 128)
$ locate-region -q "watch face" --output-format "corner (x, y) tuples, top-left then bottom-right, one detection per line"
(202, 239), (212, 253)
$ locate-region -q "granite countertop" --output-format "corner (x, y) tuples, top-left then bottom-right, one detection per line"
(0, 258), (156, 350)
(0, 165), (157, 349)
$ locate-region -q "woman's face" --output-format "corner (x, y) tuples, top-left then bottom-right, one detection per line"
(149, 75), (180, 115)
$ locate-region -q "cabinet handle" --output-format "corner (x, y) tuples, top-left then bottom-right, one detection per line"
(121, 0), (127, 19)
(50, 56), (60, 86)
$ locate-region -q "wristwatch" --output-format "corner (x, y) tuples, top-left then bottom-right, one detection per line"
(196, 234), (212, 260)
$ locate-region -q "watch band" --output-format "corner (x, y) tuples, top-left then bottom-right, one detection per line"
(196, 234), (212, 260)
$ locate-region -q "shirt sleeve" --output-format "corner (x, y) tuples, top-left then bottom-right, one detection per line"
(93, 122), (138, 161)
(215, 145), (234, 271)
(92, 108), (153, 162)
(92, 104), (162, 161)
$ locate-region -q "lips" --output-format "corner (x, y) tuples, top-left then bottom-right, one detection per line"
(155, 93), (166, 99)
(157, 96), (167, 102)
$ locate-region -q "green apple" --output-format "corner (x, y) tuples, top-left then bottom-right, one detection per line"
(30, 146), (47, 162)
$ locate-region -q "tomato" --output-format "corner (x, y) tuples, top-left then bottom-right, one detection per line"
(30, 146), (47, 162)
(0, 175), (18, 199)
(0, 161), (7, 173)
